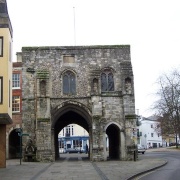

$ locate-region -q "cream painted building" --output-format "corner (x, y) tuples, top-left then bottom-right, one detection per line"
(58, 124), (89, 153)
(58, 124), (89, 137)
(0, 0), (13, 168)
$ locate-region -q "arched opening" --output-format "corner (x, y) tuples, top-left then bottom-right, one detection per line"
(106, 124), (120, 160)
(58, 124), (89, 154)
(52, 104), (92, 161)
(9, 129), (20, 159)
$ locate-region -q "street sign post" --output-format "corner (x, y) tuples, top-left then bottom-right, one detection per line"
(17, 129), (29, 165)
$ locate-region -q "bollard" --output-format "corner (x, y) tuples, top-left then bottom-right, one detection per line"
(134, 150), (136, 161)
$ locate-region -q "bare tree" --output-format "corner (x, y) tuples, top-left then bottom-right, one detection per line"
(153, 69), (180, 148)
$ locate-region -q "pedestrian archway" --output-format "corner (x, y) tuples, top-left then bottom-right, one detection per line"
(51, 102), (92, 160)
(106, 123), (121, 160)
(9, 129), (20, 159)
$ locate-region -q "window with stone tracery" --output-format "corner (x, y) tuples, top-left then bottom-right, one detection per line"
(101, 70), (114, 92)
(63, 71), (76, 95)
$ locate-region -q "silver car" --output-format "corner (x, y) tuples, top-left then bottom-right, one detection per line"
(138, 145), (146, 154)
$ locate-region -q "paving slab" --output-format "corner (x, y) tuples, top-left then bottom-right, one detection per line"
(0, 152), (167, 180)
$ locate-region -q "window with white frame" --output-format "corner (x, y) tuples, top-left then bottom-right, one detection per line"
(151, 133), (154, 137)
(151, 124), (153, 128)
(12, 74), (20, 89)
(0, 77), (3, 104)
(12, 96), (20, 112)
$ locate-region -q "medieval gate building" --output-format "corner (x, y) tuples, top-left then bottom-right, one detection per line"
(21, 45), (137, 162)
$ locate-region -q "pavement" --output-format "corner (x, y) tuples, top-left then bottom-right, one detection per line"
(1, 148), (176, 180)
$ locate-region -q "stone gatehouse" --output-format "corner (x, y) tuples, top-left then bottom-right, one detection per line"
(21, 45), (137, 162)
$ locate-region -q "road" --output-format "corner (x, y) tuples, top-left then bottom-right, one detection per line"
(137, 148), (180, 180)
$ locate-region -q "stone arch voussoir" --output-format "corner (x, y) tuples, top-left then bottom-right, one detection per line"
(104, 121), (122, 131)
(51, 100), (92, 129)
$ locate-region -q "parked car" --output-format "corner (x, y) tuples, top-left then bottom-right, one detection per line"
(65, 148), (80, 153)
(138, 145), (146, 154)
(169, 142), (176, 146)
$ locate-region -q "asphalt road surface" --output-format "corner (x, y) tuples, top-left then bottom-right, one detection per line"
(137, 149), (180, 180)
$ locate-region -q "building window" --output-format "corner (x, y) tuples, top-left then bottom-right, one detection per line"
(12, 96), (20, 112)
(59, 140), (64, 148)
(151, 124), (153, 128)
(0, 37), (3, 57)
(63, 71), (76, 95)
(12, 74), (20, 89)
(151, 133), (154, 137)
(73, 140), (79, 148)
(0, 77), (3, 104)
(65, 126), (71, 137)
(72, 126), (74, 136)
(101, 70), (114, 92)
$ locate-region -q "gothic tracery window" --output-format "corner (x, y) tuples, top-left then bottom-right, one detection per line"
(101, 70), (114, 92)
(63, 71), (76, 95)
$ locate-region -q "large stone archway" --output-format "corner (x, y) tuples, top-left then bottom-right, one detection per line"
(8, 129), (20, 159)
(51, 101), (92, 160)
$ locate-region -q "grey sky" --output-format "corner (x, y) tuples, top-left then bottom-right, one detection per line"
(7, 0), (180, 116)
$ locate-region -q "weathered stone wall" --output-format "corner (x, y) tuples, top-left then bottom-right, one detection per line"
(21, 45), (136, 161)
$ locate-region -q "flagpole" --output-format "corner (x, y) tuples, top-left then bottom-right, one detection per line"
(73, 6), (76, 46)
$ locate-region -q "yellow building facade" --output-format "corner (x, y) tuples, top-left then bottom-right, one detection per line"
(0, 0), (13, 168)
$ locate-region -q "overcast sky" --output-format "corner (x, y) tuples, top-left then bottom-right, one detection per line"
(7, 0), (180, 117)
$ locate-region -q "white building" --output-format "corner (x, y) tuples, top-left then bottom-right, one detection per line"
(58, 124), (89, 137)
(137, 116), (163, 149)
(58, 124), (89, 153)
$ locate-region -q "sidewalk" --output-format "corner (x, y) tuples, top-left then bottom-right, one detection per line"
(0, 153), (167, 180)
